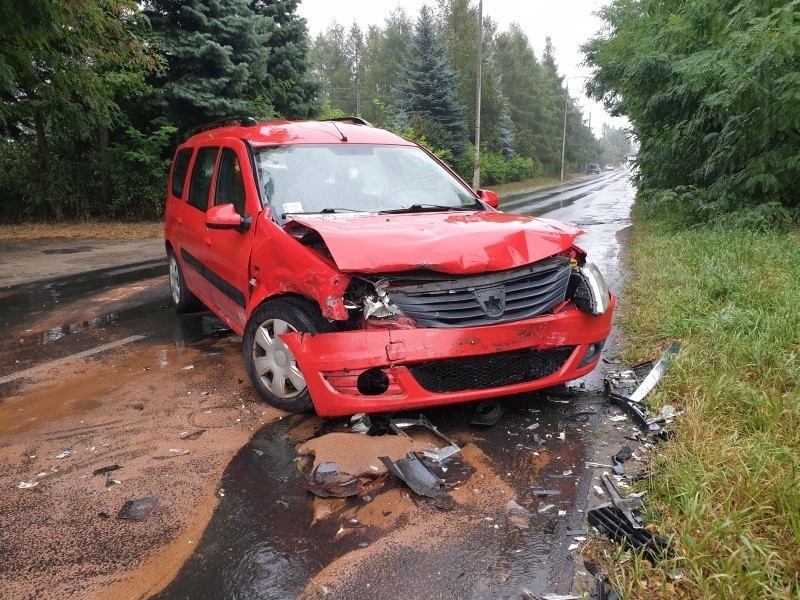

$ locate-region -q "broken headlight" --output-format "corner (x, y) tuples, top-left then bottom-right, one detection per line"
(571, 263), (611, 316)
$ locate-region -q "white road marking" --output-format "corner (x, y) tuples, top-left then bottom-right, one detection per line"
(0, 335), (146, 386)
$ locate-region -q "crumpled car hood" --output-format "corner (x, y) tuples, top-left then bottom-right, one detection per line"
(285, 212), (583, 274)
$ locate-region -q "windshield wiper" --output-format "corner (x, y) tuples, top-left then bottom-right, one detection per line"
(379, 204), (477, 214)
(317, 207), (365, 213)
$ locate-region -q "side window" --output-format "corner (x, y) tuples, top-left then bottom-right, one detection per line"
(170, 148), (193, 199)
(214, 148), (246, 215)
(187, 147), (220, 211)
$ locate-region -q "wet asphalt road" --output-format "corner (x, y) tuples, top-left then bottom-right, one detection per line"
(0, 170), (636, 599)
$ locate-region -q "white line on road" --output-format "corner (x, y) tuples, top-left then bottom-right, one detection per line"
(0, 335), (146, 386)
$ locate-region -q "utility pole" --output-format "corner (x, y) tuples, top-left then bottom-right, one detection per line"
(560, 76), (590, 181)
(472, 0), (483, 189)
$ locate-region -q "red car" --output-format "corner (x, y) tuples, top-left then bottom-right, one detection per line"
(164, 118), (614, 417)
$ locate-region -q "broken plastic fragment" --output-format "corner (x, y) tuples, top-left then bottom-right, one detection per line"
(380, 453), (445, 498)
(117, 496), (158, 521)
(55, 450), (72, 459)
(471, 400), (504, 426)
(18, 481), (39, 489)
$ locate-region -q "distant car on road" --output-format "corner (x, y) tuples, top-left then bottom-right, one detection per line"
(605, 165), (614, 171)
(588, 163), (600, 174)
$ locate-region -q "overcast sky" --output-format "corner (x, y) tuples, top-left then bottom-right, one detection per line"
(296, 0), (628, 135)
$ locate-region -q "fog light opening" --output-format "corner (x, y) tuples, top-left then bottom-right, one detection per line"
(356, 368), (390, 396)
(578, 340), (606, 367)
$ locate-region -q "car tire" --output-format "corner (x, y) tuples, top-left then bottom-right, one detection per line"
(243, 297), (331, 413)
(168, 251), (202, 313)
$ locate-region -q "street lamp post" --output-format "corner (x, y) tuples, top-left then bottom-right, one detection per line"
(472, 0), (483, 189)
(560, 76), (590, 181)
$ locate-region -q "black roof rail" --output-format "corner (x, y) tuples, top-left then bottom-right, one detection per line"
(328, 116), (373, 127)
(188, 116), (260, 138)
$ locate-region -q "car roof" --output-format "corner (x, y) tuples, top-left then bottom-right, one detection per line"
(183, 120), (415, 147)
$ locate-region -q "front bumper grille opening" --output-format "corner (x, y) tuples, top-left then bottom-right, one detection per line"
(409, 346), (575, 393)
(387, 258), (572, 328)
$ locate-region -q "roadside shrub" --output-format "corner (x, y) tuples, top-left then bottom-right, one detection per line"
(108, 124), (177, 220)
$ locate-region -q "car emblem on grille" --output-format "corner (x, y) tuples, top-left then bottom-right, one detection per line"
(474, 286), (506, 317)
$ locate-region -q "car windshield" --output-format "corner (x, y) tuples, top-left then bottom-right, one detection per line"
(253, 144), (480, 222)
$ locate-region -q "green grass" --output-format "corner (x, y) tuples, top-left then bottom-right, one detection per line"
(615, 213), (800, 599)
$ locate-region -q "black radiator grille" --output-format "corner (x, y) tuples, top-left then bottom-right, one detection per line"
(387, 257), (571, 328)
(408, 346), (575, 393)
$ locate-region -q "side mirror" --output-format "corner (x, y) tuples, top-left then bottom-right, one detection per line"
(206, 204), (251, 232)
(477, 189), (500, 209)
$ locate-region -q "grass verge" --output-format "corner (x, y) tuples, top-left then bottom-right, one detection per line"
(614, 211), (799, 598)
(0, 221), (163, 240)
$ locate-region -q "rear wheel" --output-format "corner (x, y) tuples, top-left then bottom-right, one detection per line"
(243, 298), (330, 413)
(168, 251), (202, 313)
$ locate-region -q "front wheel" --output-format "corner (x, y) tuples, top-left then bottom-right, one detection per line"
(243, 298), (330, 413)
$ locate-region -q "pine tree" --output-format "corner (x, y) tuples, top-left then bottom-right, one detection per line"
(249, 0), (319, 118)
(399, 5), (468, 156)
(144, 0), (272, 132)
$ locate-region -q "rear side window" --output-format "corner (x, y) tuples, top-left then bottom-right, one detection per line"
(188, 147), (220, 211)
(214, 148), (246, 215)
(170, 148), (193, 199)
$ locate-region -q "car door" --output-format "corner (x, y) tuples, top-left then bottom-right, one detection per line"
(203, 143), (259, 331)
(173, 145), (220, 306)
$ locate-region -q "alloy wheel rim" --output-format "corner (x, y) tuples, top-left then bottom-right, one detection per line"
(169, 257), (181, 305)
(252, 318), (305, 398)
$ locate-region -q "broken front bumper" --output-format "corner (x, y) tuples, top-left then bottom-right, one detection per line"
(282, 296), (615, 417)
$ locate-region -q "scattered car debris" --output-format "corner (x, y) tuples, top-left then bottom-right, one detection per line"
(380, 453), (445, 498)
(307, 462), (360, 498)
(180, 429), (206, 440)
(152, 449), (190, 460)
(611, 446), (634, 476)
(629, 342), (680, 403)
(604, 342), (682, 434)
(505, 500), (532, 529)
(531, 488), (561, 497)
(92, 464), (121, 476)
(117, 496), (158, 521)
(350, 413), (372, 433)
(471, 400), (504, 426)
(55, 450), (72, 459)
(587, 505), (672, 561)
(389, 415), (460, 462)
(537, 502), (555, 513)
(601, 473), (643, 529)
(17, 481), (39, 490)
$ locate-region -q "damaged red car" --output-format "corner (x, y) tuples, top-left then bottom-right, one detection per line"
(164, 118), (615, 417)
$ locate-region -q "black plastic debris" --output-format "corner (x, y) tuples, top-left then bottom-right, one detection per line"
(587, 505), (672, 561)
(92, 464), (121, 476)
(612, 446), (634, 475)
(117, 496), (158, 521)
(380, 453), (444, 498)
(471, 400), (504, 426)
